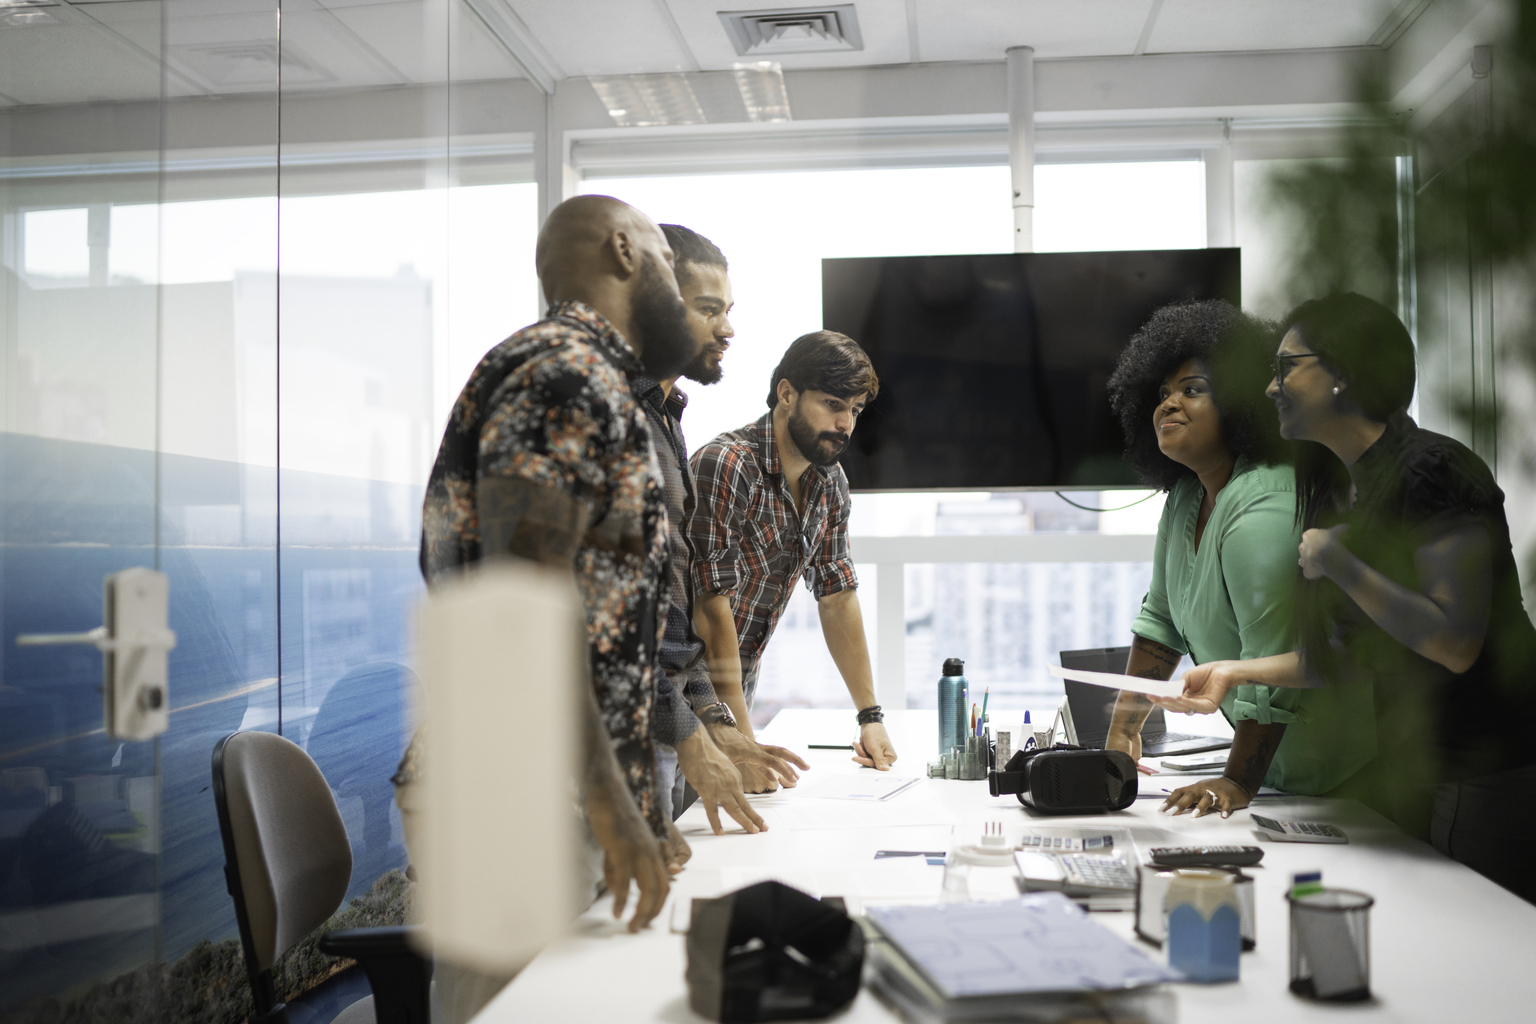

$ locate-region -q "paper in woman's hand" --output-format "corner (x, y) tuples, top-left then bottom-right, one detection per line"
(1047, 664), (1186, 699)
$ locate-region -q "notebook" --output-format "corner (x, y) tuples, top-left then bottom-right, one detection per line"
(866, 892), (1178, 999)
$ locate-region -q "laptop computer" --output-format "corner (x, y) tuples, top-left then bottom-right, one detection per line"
(1058, 647), (1231, 758)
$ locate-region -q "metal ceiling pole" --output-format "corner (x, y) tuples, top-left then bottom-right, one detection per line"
(1007, 45), (1036, 253)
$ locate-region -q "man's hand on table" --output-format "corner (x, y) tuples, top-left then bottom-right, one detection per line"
(1104, 726), (1158, 775)
(664, 819), (691, 875)
(585, 784), (670, 933)
(1104, 726), (1142, 762)
(674, 728), (767, 835)
(706, 721), (809, 793)
(853, 721), (898, 770)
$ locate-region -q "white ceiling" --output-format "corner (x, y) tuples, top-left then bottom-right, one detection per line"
(518, 0), (1421, 77)
(0, 0), (1445, 108)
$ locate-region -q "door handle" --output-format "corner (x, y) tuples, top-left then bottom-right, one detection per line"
(17, 568), (177, 741)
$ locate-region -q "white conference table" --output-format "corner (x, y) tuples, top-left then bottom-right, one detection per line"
(475, 709), (1534, 1023)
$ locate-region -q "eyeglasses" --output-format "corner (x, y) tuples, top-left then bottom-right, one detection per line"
(1271, 352), (1323, 385)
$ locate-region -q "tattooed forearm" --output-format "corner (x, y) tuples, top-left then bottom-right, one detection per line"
(1111, 635), (1183, 733)
(1128, 635), (1182, 679)
(1223, 720), (1286, 796)
(479, 475), (591, 567)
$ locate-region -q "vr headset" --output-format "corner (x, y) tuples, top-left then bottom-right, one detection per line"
(988, 744), (1138, 814)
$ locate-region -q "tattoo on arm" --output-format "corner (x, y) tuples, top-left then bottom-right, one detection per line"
(1223, 721), (1286, 796)
(1113, 635), (1183, 732)
(478, 476), (591, 568)
(1128, 635), (1182, 679)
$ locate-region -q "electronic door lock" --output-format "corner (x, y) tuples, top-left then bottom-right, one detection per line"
(17, 568), (176, 741)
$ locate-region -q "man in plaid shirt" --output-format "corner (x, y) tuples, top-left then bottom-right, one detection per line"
(690, 331), (900, 782)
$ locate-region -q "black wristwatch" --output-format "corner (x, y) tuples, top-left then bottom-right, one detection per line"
(699, 701), (737, 728)
(856, 704), (884, 726)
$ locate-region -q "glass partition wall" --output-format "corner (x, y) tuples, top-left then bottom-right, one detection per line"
(0, 1), (538, 1016)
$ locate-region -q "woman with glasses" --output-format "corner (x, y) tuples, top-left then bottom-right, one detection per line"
(1102, 300), (1375, 818)
(1158, 292), (1536, 901)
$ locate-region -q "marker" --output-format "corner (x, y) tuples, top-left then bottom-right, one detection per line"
(1291, 871), (1323, 898)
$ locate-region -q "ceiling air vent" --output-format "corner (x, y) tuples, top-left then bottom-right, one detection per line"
(719, 5), (863, 57)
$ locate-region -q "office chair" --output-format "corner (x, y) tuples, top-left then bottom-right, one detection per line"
(212, 730), (432, 1024)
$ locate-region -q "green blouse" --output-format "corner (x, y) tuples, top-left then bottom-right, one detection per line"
(1130, 459), (1374, 795)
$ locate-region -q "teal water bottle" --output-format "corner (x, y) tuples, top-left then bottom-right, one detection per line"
(938, 658), (968, 754)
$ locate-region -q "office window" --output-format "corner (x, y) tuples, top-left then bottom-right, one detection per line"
(584, 162), (1201, 720)
(1035, 161), (1207, 253)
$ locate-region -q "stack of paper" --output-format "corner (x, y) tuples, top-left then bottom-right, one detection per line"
(866, 893), (1178, 1023)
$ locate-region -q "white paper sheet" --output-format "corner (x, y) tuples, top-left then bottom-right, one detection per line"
(772, 802), (958, 830)
(791, 773), (923, 801)
(1048, 663), (1186, 699)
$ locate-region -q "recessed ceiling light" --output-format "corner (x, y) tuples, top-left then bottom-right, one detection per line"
(589, 63), (791, 127)
(1, 7), (57, 24)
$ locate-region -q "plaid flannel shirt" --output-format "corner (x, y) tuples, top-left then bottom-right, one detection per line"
(688, 412), (859, 676)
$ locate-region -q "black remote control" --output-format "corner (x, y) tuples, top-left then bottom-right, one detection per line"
(1149, 845), (1264, 868)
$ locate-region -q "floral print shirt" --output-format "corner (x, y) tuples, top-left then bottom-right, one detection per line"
(416, 300), (670, 836)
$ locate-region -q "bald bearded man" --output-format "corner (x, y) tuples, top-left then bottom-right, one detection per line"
(408, 197), (765, 959)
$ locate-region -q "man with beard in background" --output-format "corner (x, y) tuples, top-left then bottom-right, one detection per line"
(406, 199), (765, 1021)
(690, 330), (899, 781)
(636, 224), (811, 816)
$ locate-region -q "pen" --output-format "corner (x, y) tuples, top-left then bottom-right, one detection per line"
(808, 743), (855, 750)
(981, 687), (989, 725)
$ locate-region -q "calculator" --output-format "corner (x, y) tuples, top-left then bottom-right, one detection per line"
(1016, 833), (1114, 853)
(1016, 850), (1138, 896)
(1252, 814), (1348, 844)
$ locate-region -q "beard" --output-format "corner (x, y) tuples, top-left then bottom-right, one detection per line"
(630, 255), (698, 380)
(679, 343), (724, 385)
(787, 403), (849, 467)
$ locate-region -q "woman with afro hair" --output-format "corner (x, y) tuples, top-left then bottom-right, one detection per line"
(1103, 299), (1374, 817)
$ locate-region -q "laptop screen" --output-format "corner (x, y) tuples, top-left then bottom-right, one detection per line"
(1058, 646), (1167, 747)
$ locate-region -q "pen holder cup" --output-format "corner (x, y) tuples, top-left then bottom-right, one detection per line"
(1286, 889), (1374, 1001)
(959, 736), (986, 780)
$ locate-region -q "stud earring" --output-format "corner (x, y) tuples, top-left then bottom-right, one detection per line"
(1333, 386), (1340, 395)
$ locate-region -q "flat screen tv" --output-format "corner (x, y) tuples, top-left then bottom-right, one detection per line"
(822, 248), (1241, 491)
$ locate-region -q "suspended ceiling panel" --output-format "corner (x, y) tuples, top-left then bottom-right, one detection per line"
(916, 0), (1154, 62)
(322, 1), (451, 83)
(0, 0), (523, 107)
(1145, 0), (1407, 53)
(659, 0), (913, 71)
(0, 16), (165, 105)
(506, 0), (685, 76)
